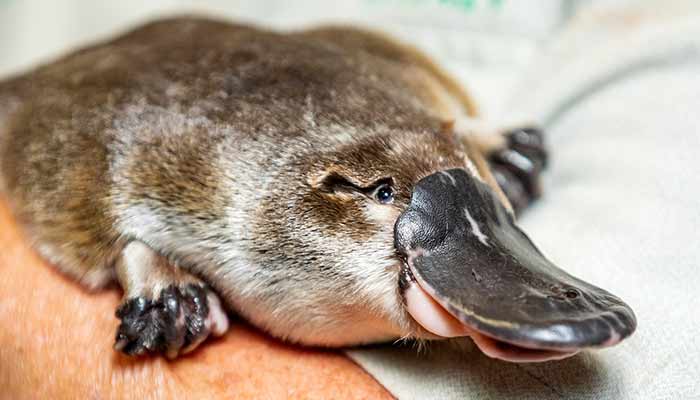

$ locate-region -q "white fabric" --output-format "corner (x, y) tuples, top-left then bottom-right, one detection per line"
(0, 0), (570, 116)
(2, 1), (698, 398)
(348, 2), (700, 399)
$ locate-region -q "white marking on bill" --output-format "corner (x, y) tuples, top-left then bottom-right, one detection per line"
(464, 207), (489, 246)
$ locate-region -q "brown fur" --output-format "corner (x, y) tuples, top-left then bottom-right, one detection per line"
(0, 200), (392, 399)
(0, 16), (511, 348)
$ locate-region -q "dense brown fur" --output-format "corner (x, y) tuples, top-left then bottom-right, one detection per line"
(0, 202), (392, 399)
(0, 16), (516, 351)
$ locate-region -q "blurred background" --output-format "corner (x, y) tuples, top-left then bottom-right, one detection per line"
(0, 0), (611, 117)
(2, 1), (699, 399)
(0, 0), (700, 400)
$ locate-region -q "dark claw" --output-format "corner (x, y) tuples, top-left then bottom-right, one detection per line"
(181, 284), (209, 347)
(114, 284), (211, 358)
(492, 167), (529, 214)
(489, 127), (548, 215)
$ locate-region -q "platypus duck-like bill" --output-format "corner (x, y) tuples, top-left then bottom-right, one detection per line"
(395, 168), (637, 362)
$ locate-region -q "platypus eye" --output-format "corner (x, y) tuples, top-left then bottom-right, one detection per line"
(374, 184), (394, 204)
(313, 170), (395, 203)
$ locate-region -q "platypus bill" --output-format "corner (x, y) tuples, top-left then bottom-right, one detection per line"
(0, 17), (636, 362)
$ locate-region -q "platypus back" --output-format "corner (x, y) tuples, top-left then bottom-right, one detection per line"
(0, 17), (635, 361)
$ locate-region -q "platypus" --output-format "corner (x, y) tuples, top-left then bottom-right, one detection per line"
(0, 17), (636, 362)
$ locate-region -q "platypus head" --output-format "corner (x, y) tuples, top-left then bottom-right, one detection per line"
(251, 126), (636, 362)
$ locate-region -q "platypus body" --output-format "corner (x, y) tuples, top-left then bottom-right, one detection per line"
(0, 17), (635, 362)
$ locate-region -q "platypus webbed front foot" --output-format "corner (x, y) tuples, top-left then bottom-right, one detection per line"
(114, 283), (228, 358)
(488, 127), (548, 214)
(114, 242), (229, 358)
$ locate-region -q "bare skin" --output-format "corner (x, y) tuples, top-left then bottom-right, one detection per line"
(0, 199), (393, 399)
(0, 17), (634, 367)
(0, 17), (538, 357)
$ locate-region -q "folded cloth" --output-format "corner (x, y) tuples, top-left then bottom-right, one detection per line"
(348, 2), (700, 399)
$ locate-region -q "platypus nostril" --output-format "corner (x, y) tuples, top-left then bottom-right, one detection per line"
(394, 168), (636, 350)
(548, 286), (581, 301)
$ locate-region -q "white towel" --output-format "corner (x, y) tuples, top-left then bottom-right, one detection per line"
(349, 2), (700, 398)
(2, 1), (698, 398)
